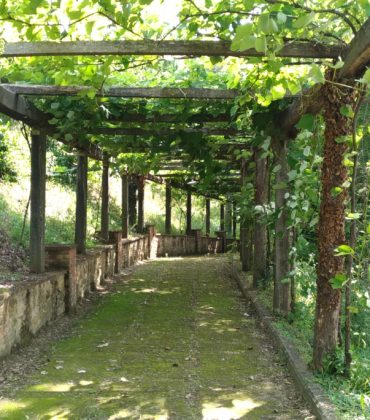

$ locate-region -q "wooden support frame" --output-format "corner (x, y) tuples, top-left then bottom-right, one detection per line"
(75, 153), (88, 254)
(121, 174), (129, 239)
(165, 183), (172, 235)
(100, 153), (110, 242)
(220, 203), (225, 231)
(186, 191), (192, 235)
(2, 40), (343, 59)
(137, 176), (145, 234)
(30, 130), (46, 273)
(205, 197), (211, 236)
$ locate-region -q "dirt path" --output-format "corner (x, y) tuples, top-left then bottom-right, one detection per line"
(0, 256), (313, 419)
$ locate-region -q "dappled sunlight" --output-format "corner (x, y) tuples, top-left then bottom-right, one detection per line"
(29, 382), (75, 392)
(202, 397), (263, 420)
(0, 399), (28, 413)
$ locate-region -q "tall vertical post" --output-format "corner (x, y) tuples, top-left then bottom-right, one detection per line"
(186, 190), (192, 235)
(253, 150), (269, 288)
(75, 153), (88, 254)
(137, 176), (145, 233)
(30, 131), (46, 273)
(100, 152), (109, 242)
(121, 173), (129, 238)
(225, 200), (232, 237)
(220, 203), (225, 231)
(165, 183), (172, 234)
(232, 201), (237, 239)
(205, 197), (211, 236)
(128, 176), (137, 227)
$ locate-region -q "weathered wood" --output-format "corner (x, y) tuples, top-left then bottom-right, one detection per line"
(100, 153), (109, 242)
(121, 174), (129, 239)
(2, 84), (237, 100)
(165, 183), (172, 234)
(75, 154), (88, 254)
(186, 191), (192, 235)
(91, 126), (243, 136)
(225, 201), (232, 237)
(30, 131), (46, 273)
(205, 198), (211, 235)
(0, 85), (47, 126)
(253, 150), (269, 288)
(220, 203), (225, 231)
(232, 201), (237, 239)
(339, 17), (370, 79)
(128, 176), (137, 227)
(2, 40), (343, 59)
(109, 112), (232, 123)
(137, 176), (145, 234)
(273, 137), (290, 313)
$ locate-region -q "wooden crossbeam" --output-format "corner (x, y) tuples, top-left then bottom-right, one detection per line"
(89, 127), (244, 136)
(108, 112), (232, 123)
(1, 40), (344, 59)
(1, 84), (237, 100)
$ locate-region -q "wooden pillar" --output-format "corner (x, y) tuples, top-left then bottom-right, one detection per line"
(75, 153), (88, 254)
(240, 157), (252, 272)
(100, 152), (109, 242)
(273, 137), (290, 313)
(30, 131), (46, 273)
(128, 176), (137, 227)
(121, 173), (129, 238)
(253, 150), (269, 288)
(165, 183), (172, 234)
(186, 190), (192, 235)
(220, 203), (225, 231)
(137, 176), (145, 233)
(225, 201), (232, 237)
(232, 201), (237, 239)
(205, 197), (211, 235)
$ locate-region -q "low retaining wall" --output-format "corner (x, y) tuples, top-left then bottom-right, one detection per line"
(0, 228), (237, 359)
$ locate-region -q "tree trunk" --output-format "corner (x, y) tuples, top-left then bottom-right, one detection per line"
(253, 149), (269, 288)
(205, 197), (211, 235)
(313, 74), (356, 371)
(273, 137), (290, 314)
(137, 176), (145, 233)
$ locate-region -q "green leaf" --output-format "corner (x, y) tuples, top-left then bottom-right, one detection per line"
(329, 273), (347, 289)
(255, 36), (267, 53)
(309, 64), (325, 84)
(85, 21), (94, 36)
(347, 306), (359, 314)
(359, 68), (370, 84)
(293, 12), (315, 29)
(334, 244), (355, 257)
(366, 224), (370, 235)
(296, 114), (315, 130)
(345, 212), (361, 220)
(277, 12), (287, 24)
(271, 83), (286, 100)
(340, 104), (354, 118)
(231, 24), (256, 52)
(330, 186), (343, 198)
(64, 133), (73, 141)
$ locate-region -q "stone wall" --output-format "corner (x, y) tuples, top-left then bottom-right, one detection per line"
(0, 228), (234, 359)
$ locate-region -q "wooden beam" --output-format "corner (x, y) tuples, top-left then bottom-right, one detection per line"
(1, 84), (237, 100)
(0, 85), (47, 126)
(339, 17), (370, 79)
(109, 112), (232, 124)
(89, 127), (243, 136)
(2, 40), (343, 59)
(75, 153), (88, 254)
(165, 183), (172, 235)
(186, 190), (192, 235)
(121, 174), (129, 238)
(100, 153), (110, 242)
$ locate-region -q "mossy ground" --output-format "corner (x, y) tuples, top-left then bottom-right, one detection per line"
(0, 256), (312, 419)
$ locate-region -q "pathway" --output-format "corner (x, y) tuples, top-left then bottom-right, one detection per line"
(0, 256), (312, 419)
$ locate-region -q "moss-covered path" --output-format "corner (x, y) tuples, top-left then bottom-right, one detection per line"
(0, 256), (312, 419)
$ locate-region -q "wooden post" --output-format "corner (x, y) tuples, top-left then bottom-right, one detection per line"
(253, 150), (269, 288)
(186, 190), (192, 235)
(137, 176), (145, 233)
(225, 201), (232, 237)
(128, 176), (137, 227)
(220, 203), (225, 231)
(121, 173), (129, 238)
(205, 197), (211, 235)
(100, 152), (109, 242)
(273, 137), (290, 313)
(75, 153), (88, 254)
(165, 183), (172, 234)
(232, 201), (237, 239)
(30, 130), (46, 273)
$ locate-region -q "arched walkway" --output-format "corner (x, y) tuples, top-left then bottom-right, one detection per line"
(0, 256), (312, 419)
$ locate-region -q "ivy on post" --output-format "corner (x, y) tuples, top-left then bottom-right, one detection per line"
(253, 148), (269, 288)
(137, 175), (145, 234)
(272, 136), (291, 314)
(30, 130), (46, 273)
(100, 152), (110, 242)
(75, 152), (88, 254)
(165, 182), (172, 234)
(186, 190), (192, 235)
(205, 197), (211, 236)
(121, 173), (129, 239)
